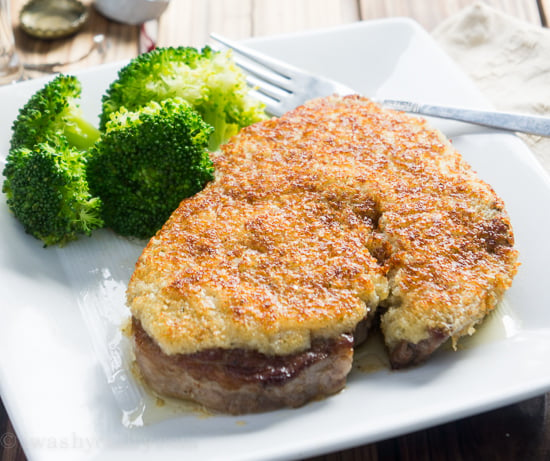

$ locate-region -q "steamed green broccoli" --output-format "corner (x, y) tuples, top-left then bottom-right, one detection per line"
(2, 141), (103, 247)
(2, 74), (103, 246)
(87, 97), (214, 239)
(99, 46), (266, 150)
(11, 74), (100, 151)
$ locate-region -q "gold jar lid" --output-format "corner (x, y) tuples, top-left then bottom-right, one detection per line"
(20, 0), (88, 40)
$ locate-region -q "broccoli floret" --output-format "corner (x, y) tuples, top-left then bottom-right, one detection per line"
(2, 74), (103, 247)
(11, 74), (100, 152)
(100, 46), (266, 150)
(2, 140), (104, 247)
(88, 97), (214, 239)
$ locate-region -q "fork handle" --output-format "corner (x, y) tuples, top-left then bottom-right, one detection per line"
(382, 99), (550, 137)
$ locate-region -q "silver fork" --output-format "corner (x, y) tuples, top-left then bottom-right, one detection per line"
(210, 33), (550, 137)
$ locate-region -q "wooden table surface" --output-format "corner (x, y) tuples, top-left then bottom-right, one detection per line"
(2, 0), (550, 460)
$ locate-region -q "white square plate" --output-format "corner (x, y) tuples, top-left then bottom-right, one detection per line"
(1, 18), (550, 461)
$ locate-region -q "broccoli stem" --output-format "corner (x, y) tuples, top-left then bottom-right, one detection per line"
(62, 110), (101, 150)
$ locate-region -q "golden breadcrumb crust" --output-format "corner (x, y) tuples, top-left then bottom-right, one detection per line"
(127, 95), (518, 357)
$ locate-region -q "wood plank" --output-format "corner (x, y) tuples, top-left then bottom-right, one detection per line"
(539, 0), (550, 25)
(0, 399), (26, 461)
(306, 394), (550, 461)
(158, 0), (253, 47)
(85, 5), (140, 63)
(251, 0), (359, 37)
(158, 0), (359, 46)
(359, 0), (543, 31)
(156, 0), (547, 50)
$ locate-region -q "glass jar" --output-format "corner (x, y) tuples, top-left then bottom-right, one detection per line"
(0, 0), (22, 84)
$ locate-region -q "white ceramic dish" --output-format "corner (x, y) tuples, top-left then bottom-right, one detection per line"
(94, 0), (170, 25)
(1, 18), (550, 461)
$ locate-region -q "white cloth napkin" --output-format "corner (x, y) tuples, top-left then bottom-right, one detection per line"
(433, 2), (550, 173)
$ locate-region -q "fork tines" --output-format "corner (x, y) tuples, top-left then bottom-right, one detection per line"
(210, 33), (296, 114)
(210, 33), (354, 116)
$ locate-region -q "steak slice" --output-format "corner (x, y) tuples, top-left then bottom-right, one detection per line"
(127, 95), (518, 412)
(133, 318), (354, 414)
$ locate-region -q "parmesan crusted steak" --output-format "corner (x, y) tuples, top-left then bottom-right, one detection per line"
(127, 95), (518, 413)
